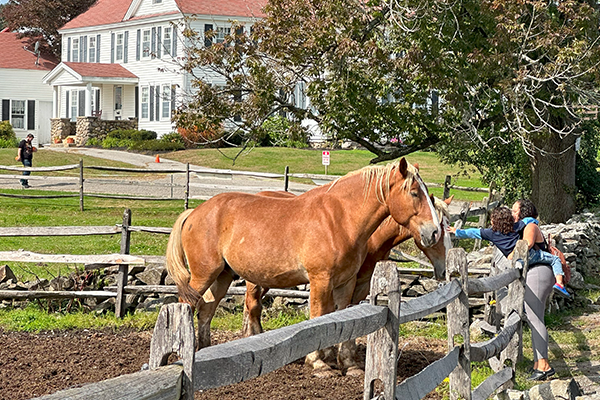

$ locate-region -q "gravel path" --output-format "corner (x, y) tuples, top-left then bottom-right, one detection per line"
(0, 147), (317, 200)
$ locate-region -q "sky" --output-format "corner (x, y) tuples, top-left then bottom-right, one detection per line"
(0, 0), (7, 5)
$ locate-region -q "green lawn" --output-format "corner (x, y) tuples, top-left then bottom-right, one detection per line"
(163, 147), (488, 201)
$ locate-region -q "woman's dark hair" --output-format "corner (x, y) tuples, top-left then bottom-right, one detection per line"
(517, 199), (538, 219)
(491, 207), (514, 234)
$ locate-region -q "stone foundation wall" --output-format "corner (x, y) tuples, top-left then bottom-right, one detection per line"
(75, 117), (138, 146)
(50, 119), (75, 143)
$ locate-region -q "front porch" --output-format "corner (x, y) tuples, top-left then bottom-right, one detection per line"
(51, 116), (138, 146)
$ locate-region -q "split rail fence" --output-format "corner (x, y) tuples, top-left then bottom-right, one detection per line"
(0, 162), (493, 211)
(31, 241), (530, 400)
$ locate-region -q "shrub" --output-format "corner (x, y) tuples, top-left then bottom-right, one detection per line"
(86, 137), (102, 147)
(177, 126), (225, 148)
(0, 122), (18, 147)
(128, 140), (185, 152)
(575, 119), (600, 210)
(101, 137), (135, 149)
(160, 132), (185, 146)
(107, 129), (157, 141)
(261, 116), (309, 148)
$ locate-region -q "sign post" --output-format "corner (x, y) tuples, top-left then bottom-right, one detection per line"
(322, 150), (330, 175)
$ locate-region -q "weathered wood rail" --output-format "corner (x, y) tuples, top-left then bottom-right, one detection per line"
(30, 241), (530, 400)
(0, 164), (493, 212)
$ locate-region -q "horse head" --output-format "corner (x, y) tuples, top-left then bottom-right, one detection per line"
(415, 195), (453, 280)
(384, 158), (441, 249)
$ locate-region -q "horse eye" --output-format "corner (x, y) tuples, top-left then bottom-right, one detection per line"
(410, 191), (419, 198)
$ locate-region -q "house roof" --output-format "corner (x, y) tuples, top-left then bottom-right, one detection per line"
(175, 0), (266, 18)
(63, 62), (138, 79)
(43, 62), (139, 85)
(0, 31), (58, 71)
(61, 0), (267, 31)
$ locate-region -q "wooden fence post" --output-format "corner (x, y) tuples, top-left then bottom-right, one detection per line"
(79, 159), (84, 212)
(184, 163), (190, 210)
(284, 166), (289, 192)
(149, 303), (195, 400)
(364, 261), (401, 400)
(499, 240), (528, 373)
(115, 208), (131, 318)
(447, 248), (471, 400)
(443, 175), (452, 200)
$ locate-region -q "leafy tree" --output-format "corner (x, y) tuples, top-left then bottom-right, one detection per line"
(1, 0), (96, 56)
(0, 4), (6, 30)
(174, 0), (600, 222)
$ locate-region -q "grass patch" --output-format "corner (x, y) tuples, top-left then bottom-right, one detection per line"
(0, 148), (137, 177)
(0, 304), (158, 332)
(164, 148), (488, 201)
(0, 192), (203, 281)
(398, 317), (448, 340)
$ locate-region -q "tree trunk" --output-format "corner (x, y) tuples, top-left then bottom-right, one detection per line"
(530, 132), (577, 223)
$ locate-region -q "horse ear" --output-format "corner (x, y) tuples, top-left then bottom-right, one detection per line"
(398, 157), (408, 177)
(414, 162), (420, 171)
(445, 195), (454, 205)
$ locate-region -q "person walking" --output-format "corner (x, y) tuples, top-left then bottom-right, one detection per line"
(16, 133), (36, 188)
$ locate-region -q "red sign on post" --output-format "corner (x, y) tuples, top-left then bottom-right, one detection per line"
(322, 151), (330, 166)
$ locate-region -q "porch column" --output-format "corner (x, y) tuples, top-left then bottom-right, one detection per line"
(52, 86), (59, 118)
(85, 83), (93, 116)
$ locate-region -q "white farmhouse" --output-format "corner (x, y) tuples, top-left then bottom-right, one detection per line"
(43, 0), (266, 142)
(0, 28), (58, 145)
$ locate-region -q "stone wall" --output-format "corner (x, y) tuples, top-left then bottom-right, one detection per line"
(51, 117), (138, 146)
(75, 117), (138, 146)
(50, 118), (75, 143)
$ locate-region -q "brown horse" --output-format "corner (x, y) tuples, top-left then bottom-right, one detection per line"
(241, 195), (453, 375)
(165, 158), (440, 374)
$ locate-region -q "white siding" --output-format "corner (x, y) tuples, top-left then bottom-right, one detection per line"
(0, 69), (55, 144)
(134, 0), (179, 17)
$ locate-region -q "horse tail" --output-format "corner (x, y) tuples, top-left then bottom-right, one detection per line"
(166, 208), (201, 307)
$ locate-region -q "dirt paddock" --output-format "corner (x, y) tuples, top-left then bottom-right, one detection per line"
(0, 328), (446, 400)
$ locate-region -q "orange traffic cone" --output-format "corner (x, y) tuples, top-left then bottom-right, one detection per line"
(155, 154), (160, 163)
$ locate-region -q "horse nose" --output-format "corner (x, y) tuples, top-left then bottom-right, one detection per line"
(420, 225), (439, 247)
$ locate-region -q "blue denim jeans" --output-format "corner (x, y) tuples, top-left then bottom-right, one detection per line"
(21, 158), (31, 186)
(529, 248), (563, 277)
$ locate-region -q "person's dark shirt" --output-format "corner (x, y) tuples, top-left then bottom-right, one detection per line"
(18, 140), (33, 161)
(480, 221), (526, 257)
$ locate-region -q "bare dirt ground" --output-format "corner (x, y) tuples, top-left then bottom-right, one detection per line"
(0, 328), (446, 400)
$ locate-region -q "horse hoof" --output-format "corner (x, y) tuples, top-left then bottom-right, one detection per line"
(344, 366), (364, 377)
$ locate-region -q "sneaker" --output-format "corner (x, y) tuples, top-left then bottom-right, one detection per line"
(527, 367), (555, 381)
(553, 284), (570, 298)
(22, 184), (30, 189)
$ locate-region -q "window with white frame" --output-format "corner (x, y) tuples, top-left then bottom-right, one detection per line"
(162, 85), (171, 118)
(142, 29), (151, 58)
(70, 91), (78, 122)
(163, 27), (172, 55)
(141, 87), (149, 119)
(72, 38), (79, 62)
(116, 32), (124, 61)
(11, 100), (25, 129)
(88, 36), (96, 63)
(216, 27), (231, 44)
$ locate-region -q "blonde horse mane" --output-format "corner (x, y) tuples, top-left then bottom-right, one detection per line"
(328, 159), (417, 204)
(379, 196), (449, 228)
(433, 197), (450, 221)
